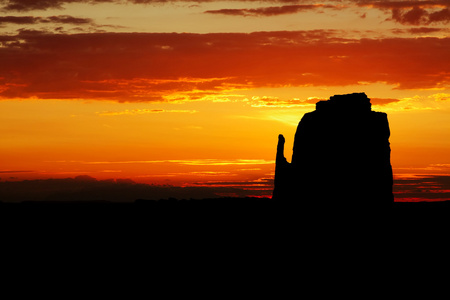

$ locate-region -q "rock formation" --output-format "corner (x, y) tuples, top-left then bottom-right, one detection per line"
(273, 93), (393, 207)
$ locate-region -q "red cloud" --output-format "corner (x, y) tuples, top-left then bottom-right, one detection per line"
(0, 31), (448, 101)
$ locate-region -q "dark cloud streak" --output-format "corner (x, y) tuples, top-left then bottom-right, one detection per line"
(0, 15), (94, 25)
(394, 175), (450, 201)
(358, 1), (449, 10)
(407, 27), (445, 33)
(358, 0), (450, 25)
(391, 7), (450, 25)
(0, 16), (37, 24)
(204, 4), (340, 17)
(1, 0), (113, 11)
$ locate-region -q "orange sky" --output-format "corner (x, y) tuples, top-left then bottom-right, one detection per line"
(0, 0), (449, 201)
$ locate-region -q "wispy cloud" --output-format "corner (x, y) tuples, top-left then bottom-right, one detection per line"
(245, 96), (317, 108)
(172, 159), (275, 166)
(373, 95), (446, 112)
(97, 109), (198, 116)
(428, 93), (450, 101)
(50, 159), (275, 166)
(0, 170), (34, 173)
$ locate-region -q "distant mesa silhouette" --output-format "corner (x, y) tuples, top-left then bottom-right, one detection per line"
(273, 92), (394, 207)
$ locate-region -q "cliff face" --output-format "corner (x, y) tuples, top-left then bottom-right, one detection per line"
(273, 93), (393, 206)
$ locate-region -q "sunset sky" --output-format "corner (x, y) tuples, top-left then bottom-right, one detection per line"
(0, 0), (449, 201)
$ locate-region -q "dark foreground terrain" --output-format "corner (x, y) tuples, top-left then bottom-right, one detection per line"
(3, 196), (450, 208)
(2, 198), (448, 255)
(2, 197), (450, 223)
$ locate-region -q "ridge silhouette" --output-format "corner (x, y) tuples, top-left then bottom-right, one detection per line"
(273, 93), (394, 208)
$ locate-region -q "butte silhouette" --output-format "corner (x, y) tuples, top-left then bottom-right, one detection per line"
(273, 92), (394, 207)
